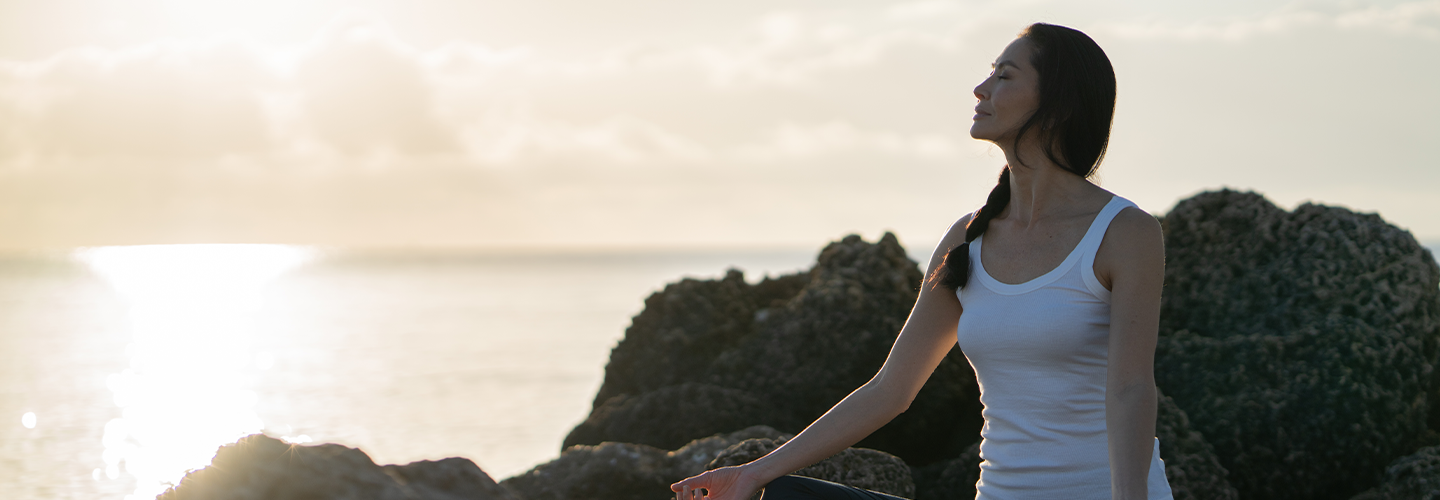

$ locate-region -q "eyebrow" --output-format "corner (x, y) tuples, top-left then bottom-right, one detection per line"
(991, 59), (1019, 70)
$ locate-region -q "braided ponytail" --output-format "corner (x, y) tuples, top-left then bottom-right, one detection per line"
(930, 167), (1012, 290)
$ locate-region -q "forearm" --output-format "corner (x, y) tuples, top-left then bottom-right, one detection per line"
(1106, 380), (1157, 500)
(744, 382), (908, 484)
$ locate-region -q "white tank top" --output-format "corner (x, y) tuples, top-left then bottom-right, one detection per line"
(955, 196), (1173, 500)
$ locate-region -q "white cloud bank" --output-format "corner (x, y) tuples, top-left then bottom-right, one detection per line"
(0, 1), (1435, 249)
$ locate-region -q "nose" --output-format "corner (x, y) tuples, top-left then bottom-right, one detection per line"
(973, 76), (990, 101)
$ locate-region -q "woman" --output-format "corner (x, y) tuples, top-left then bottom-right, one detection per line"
(672, 23), (1173, 500)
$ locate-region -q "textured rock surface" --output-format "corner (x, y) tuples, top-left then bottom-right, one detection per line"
(1154, 389), (1238, 500)
(910, 441), (980, 500)
(1156, 190), (1440, 500)
(381, 458), (519, 500)
(707, 436), (915, 499)
(1350, 446), (1440, 500)
(157, 434), (515, 500)
(503, 426), (785, 500)
(565, 383), (771, 452)
(569, 233), (983, 467)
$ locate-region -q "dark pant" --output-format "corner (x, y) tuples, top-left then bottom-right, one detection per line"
(761, 475), (909, 500)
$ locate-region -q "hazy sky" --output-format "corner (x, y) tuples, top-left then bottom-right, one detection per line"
(1, 0), (1436, 251)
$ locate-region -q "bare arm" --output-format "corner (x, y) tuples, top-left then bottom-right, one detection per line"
(671, 215), (973, 500)
(1096, 208), (1165, 500)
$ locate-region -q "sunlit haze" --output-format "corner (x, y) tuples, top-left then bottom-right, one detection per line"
(78, 244), (311, 499)
(0, 0), (1436, 250)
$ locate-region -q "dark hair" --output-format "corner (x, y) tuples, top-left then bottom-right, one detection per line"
(929, 23), (1116, 291)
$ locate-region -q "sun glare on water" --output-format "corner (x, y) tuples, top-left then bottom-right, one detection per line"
(78, 244), (312, 500)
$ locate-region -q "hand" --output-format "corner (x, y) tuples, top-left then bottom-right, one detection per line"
(671, 466), (763, 500)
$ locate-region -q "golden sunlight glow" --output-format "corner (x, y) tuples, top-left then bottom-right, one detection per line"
(78, 244), (312, 500)
(150, 0), (331, 44)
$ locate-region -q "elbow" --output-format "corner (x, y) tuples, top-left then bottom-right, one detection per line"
(895, 393), (915, 415)
(861, 380), (917, 417)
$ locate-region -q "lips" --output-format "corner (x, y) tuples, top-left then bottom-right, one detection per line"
(973, 108), (991, 120)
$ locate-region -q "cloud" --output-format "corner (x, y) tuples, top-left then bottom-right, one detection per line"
(291, 16), (456, 155)
(0, 16), (465, 160)
(732, 120), (967, 162)
(683, 11), (965, 88)
(459, 111), (713, 165)
(2, 40), (274, 157)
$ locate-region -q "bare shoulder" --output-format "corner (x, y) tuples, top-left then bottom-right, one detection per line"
(1108, 206), (1163, 249)
(944, 212), (974, 246)
(924, 212), (975, 276)
(1096, 206), (1165, 288)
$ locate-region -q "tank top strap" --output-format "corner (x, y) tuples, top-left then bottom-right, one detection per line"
(1077, 196), (1137, 302)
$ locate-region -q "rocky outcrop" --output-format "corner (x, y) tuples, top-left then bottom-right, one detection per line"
(1154, 389), (1238, 500)
(1350, 445), (1440, 500)
(707, 435), (915, 499)
(1155, 190), (1440, 499)
(910, 441), (980, 500)
(568, 233), (984, 467)
(564, 383), (772, 452)
(157, 434), (516, 500)
(505, 425), (909, 500)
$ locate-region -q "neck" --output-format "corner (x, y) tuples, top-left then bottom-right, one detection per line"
(998, 143), (1096, 227)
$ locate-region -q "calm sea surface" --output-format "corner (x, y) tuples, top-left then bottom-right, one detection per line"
(0, 245), (905, 500)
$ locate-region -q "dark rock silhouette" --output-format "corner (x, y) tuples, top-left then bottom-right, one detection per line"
(909, 441), (980, 500)
(565, 382), (771, 452)
(157, 434), (516, 500)
(706, 435), (915, 499)
(504, 425), (905, 500)
(1153, 389), (1238, 500)
(1155, 190), (1440, 500)
(567, 233), (984, 467)
(1350, 445), (1440, 499)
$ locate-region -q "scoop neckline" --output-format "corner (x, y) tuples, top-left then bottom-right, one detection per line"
(973, 196), (1119, 295)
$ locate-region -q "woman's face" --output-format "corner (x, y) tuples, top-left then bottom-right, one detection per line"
(970, 38), (1040, 144)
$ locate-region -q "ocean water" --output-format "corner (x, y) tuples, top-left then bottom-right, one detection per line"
(0, 245), (867, 500)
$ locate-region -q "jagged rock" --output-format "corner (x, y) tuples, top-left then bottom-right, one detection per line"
(383, 458), (518, 500)
(501, 441), (670, 500)
(1154, 389), (1238, 500)
(1155, 190), (1440, 500)
(157, 434), (515, 500)
(1350, 445), (1440, 499)
(910, 441), (980, 500)
(572, 233), (983, 467)
(707, 435), (915, 499)
(564, 383), (771, 452)
(503, 426), (785, 500)
(588, 269), (789, 408)
(667, 426), (791, 478)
